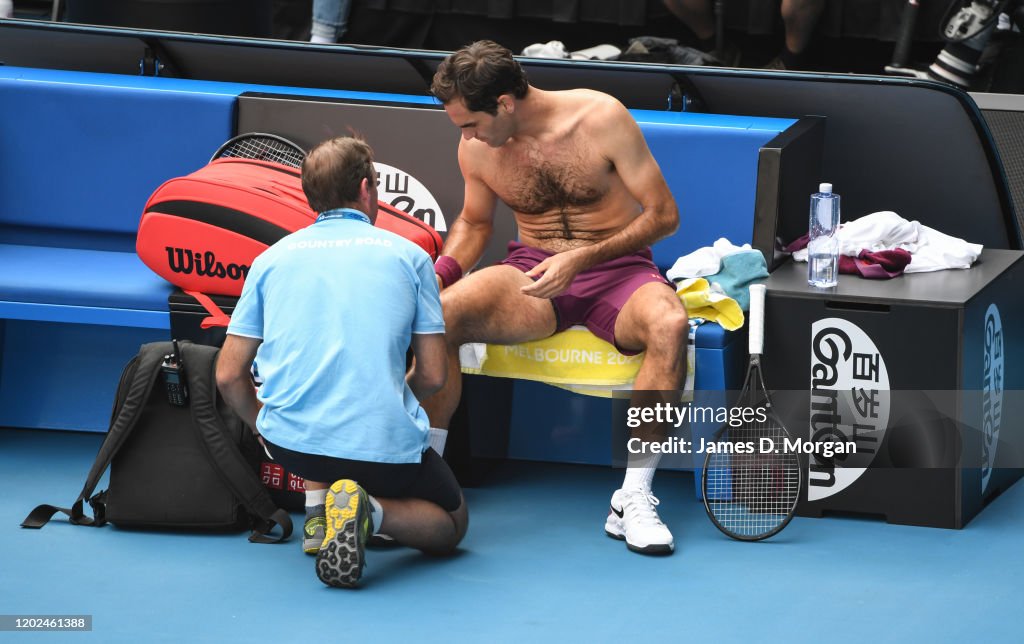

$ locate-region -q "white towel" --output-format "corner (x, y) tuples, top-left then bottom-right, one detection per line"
(521, 41), (570, 59)
(908, 224), (985, 272)
(792, 211), (982, 273)
(666, 238), (753, 281)
(570, 44), (622, 60)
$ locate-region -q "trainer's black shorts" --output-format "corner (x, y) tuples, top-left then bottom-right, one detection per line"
(262, 440), (463, 512)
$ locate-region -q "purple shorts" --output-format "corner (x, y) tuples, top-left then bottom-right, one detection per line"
(500, 241), (671, 355)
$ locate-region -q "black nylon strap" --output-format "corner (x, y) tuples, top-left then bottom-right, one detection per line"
(20, 504), (72, 529)
(20, 343), (169, 530)
(182, 343), (292, 544)
(81, 347), (165, 496)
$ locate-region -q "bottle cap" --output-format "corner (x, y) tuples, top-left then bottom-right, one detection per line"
(819, 183), (832, 194)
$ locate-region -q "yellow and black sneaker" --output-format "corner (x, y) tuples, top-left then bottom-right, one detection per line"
(315, 479), (373, 588)
(302, 507), (327, 555)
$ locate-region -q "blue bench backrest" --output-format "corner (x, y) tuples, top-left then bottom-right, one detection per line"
(0, 68), (237, 249)
(0, 66), (792, 267)
(0, 67), (445, 252)
(632, 111), (795, 272)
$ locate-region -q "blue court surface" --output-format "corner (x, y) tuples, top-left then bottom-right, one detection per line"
(3, 427), (1022, 643)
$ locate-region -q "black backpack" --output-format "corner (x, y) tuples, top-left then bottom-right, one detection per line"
(21, 340), (292, 543)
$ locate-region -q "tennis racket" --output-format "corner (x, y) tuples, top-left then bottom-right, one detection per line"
(701, 283), (800, 541)
(210, 133), (307, 169)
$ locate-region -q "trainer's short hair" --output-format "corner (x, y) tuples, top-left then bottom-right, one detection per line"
(301, 136), (375, 214)
(431, 40), (529, 115)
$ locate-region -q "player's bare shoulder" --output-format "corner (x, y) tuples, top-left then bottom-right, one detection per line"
(563, 89), (631, 127)
(558, 90), (636, 152)
(456, 134), (492, 176)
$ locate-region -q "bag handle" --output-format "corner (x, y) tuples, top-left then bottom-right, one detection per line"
(185, 290), (232, 329)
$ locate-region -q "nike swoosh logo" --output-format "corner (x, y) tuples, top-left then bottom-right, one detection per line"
(610, 505), (624, 519)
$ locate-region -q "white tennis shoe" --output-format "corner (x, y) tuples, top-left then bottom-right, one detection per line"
(604, 488), (675, 555)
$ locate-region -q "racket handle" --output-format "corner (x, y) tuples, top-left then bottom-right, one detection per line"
(749, 283), (766, 356)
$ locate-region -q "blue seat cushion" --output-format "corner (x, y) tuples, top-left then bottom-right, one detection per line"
(0, 244), (172, 311)
(693, 321), (737, 349)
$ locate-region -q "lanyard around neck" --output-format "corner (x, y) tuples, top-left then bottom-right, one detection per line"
(316, 208), (371, 225)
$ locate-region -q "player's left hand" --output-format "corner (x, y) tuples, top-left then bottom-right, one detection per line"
(521, 250), (587, 299)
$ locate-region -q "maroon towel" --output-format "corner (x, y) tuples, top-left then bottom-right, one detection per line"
(783, 234), (809, 253)
(845, 249), (912, 279)
(784, 235), (912, 279)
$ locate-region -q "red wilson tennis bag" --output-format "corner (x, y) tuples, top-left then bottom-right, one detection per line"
(137, 158), (442, 297)
(136, 135), (444, 507)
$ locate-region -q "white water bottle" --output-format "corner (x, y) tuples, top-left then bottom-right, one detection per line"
(807, 182), (840, 288)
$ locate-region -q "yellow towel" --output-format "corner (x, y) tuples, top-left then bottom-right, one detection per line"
(459, 326), (695, 399)
(675, 277), (744, 331)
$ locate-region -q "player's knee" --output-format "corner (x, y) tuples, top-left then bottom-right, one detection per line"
(439, 290), (470, 346)
(661, 308), (690, 343)
(643, 308), (688, 357)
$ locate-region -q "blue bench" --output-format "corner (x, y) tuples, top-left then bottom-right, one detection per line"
(0, 67), (242, 430)
(0, 67), (434, 431)
(0, 65), (799, 475)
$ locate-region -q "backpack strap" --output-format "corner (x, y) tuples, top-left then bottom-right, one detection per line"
(21, 342), (170, 529)
(180, 342), (293, 544)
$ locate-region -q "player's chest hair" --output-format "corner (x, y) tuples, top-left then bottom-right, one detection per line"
(490, 137), (611, 214)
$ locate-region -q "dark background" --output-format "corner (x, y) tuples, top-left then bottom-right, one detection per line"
(10, 0), (1022, 91)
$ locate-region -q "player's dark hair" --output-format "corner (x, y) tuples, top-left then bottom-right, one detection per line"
(431, 40), (529, 115)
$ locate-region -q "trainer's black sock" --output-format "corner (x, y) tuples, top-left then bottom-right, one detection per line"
(697, 35), (716, 53)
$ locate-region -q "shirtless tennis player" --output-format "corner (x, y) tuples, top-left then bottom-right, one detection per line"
(426, 40), (689, 555)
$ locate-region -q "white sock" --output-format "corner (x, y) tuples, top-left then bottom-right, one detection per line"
(310, 33), (334, 44)
(368, 494), (384, 532)
(305, 487), (327, 508)
(0, 1), (12, 18)
(622, 453), (661, 492)
(428, 427), (448, 455)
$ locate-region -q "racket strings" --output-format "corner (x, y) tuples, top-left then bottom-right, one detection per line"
(704, 417), (800, 539)
(217, 136), (306, 168)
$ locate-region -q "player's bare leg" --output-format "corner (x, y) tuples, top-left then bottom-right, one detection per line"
(604, 282), (689, 555)
(420, 265), (557, 452)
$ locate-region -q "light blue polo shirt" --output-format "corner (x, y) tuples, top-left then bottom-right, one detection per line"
(227, 208), (445, 464)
